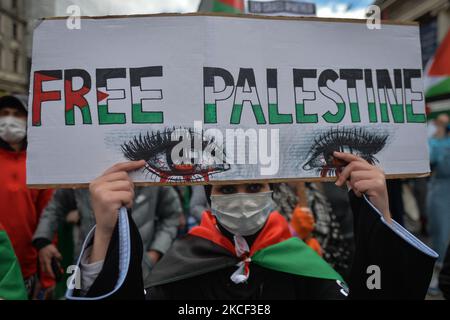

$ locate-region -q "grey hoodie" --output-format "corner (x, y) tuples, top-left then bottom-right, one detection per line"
(32, 186), (182, 287)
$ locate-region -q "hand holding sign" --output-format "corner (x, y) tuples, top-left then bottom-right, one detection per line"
(89, 160), (145, 263)
(334, 151), (391, 224)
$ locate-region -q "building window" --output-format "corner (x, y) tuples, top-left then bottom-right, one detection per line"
(13, 50), (20, 73)
(12, 0), (18, 10)
(13, 22), (18, 40)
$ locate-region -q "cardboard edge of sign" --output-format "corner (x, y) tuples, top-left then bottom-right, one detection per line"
(27, 172), (430, 189)
(39, 12), (418, 27)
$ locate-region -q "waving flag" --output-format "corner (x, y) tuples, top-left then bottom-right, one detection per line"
(212, 0), (244, 13)
(199, 0), (245, 13)
(425, 29), (450, 102)
(0, 225), (27, 300)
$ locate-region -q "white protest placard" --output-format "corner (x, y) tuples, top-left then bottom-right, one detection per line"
(27, 13), (429, 187)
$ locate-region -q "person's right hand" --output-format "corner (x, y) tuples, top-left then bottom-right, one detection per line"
(88, 160), (145, 262)
(38, 244), (62, 279)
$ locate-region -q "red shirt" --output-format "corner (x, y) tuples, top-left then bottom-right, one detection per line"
(0, 147), (53, 280)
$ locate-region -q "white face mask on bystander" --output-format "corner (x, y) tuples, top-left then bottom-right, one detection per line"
(0, 116), (27, 144)
(211, 191), (274, 236)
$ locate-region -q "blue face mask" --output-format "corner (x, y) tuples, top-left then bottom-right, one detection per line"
(210, 191), (274, 236)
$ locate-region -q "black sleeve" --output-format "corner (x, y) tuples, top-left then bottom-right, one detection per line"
(85, 211), (145, 300)
(439, 242), (450, 300)
(145, 284), (170, 300)
(32, 238), (52, 251)
(347, 191), (436, 299)
(301, 277), (348, 299)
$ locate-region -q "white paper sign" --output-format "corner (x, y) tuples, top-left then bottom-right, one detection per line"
(27, 14), (429, 186)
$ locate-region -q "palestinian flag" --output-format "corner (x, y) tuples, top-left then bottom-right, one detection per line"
(0, 225), (27, 300)
(200, 0), (244, 13)
(213, 0), (244, 13)
(148, 211), (343, 287)
(425, 28), (450, 106)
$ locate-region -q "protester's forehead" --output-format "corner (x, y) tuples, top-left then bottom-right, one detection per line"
(0, 97), (26, 113)
(0, 105), (26, 113)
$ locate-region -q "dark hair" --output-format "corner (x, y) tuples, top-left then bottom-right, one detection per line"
(0, 95), (27, 113)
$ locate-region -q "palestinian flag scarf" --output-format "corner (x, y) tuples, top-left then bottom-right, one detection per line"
(149, 211), (343, 287)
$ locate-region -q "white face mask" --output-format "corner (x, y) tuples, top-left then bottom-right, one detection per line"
(0, 116), (27, 144)
(211, 191), (274, 236)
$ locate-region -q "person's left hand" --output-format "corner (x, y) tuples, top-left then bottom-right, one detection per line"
(333, 151), (392, 224)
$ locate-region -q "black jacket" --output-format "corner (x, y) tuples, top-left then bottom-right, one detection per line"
(77, 191), (437, 300)
(439, 242), (450, 299)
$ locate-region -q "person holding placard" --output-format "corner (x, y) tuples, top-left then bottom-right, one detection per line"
(67, 152), (438, 300)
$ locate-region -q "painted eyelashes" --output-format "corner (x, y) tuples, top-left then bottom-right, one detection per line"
(302, 127), (388, 177)
(121, 127), (230, 182)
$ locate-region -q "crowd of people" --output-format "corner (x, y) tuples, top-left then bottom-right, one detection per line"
(0, 94), (448, 300)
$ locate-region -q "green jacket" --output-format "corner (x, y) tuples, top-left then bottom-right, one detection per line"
(0, 227), (27, 300)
